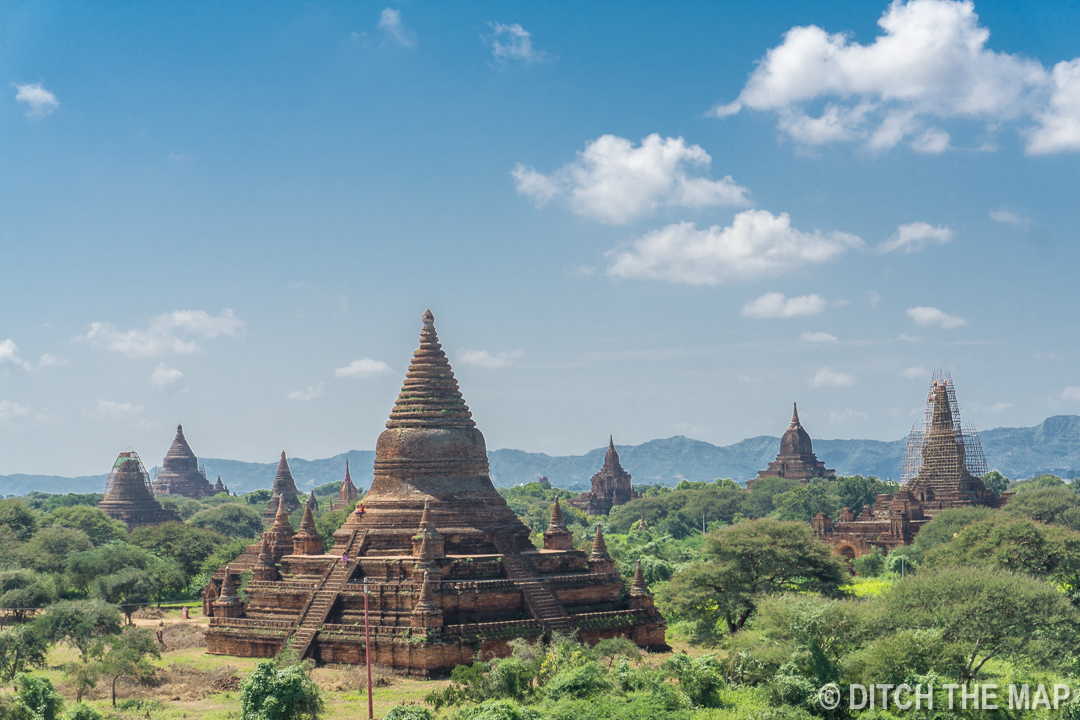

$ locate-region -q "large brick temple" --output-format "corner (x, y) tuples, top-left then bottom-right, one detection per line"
(813, 374), (1010, 558)
(570, 437), (640, 515)
(150, 424), (217, 498)
(752, 403), (835, 486)
(204, 310), (666, 675)
(99, 450), (181, 528)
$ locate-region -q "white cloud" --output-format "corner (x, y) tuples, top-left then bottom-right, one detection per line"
(0, 400), (30, 421)
(1063, 387), (1080, 402)
(878, 221), (954, 253)
(79, 309), (243, 357)
(151, 363), (184, 388)
(96, 400), (144, 418)
(800, 331), (837, 343)
(990, 402), (1013, 411)
(906, 306), (966, 329)
(38, 353), (69, 368)
(902, 366), (928, 379)
(488, 22), (545, 64)
(459, 349), (525, 369)
(569, 265), (597, 277)
(512, 134), (749, 224)
(14, 82), (59, 118)
(0, 340), (33, 371)
(712, 0), (1080, 155)
(868, 290), (881, 306)
(897, 333), (922, 342)
(830, 408), (870, 423)
(378, 8), (416, 47)
(989, 208), (1031, 229)
(335, 358), (393, 378)
(607, 210), (863, 285)
(741, 292), (827, 319)
(812, 367), (856, 387)
(287, 383), (325, 401)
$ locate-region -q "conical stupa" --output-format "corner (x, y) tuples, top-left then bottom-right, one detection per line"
(100, 450), (181, 528)
(338, 458), (359, 507)
(754, 403), (835, 485)
(151, 424), (216, 498)
(262, 452), (302, 524)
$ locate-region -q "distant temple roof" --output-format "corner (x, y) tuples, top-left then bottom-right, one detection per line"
(754, 403), (835, 484)
(151, 424), (216, 498)
(100, 450), (181, 527)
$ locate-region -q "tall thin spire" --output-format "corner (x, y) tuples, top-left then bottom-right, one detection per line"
(548, 496), (567, 531)
(791, 402), (800, 426)
(386, 310), (475, 430)
(629, 560), (649, 596)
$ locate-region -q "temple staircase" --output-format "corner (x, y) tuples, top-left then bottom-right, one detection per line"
(496, 540), (572, 633)
(277, 530), (368, 661)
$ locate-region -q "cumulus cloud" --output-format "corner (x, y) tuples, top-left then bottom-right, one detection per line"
(907, 306), (966, 329)
(878, 222), (954, 253)
(488, 22), (545, 63)
(801, 331), (838, 343)
(79, 309), (243, 357)
(812, 367), (856, 387)
(14, 82), (59, 118)
(902, 366), (929, 379)
(990, 402), (1013, 411)
(1063, 387), (1080, 402)
(741, 292), (827, 318)
(38, 353), (69, 368)
(607, 210), (863, 285)
(989, 208), (1032, 229)
(459, 349), (525, 369)
(0, 400), (30, 421)
(96, 400), (144, 418)
(335, 358), (393, 378)
(287, 383), (325, 401)
(379, 8), (416, 47)
(712, 0), (1080, 154)
(512, 134), (749, 224)
(830, 408), (870, 423)
(151, 363), (184, 389)
(0, 340), (33, 371)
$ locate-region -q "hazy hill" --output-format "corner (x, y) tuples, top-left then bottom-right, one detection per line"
(4, 416), (1079, 497)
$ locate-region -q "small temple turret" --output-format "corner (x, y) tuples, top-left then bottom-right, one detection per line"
(264, 496), (296, 559)
(99, 450), (181, 528)
(627, 560), (654, 610)
(214, 476), (229, 494)
(411, 501), (445, 564)
(306, 490), (319, 513)
(753, 403), (835, 486)
(213, 566), (243, 619)
(411, 570), (442, 629)
(263, 452), (302, 525)
(338, 458), (359, 507)
(589, 524), (614, 574)
(292, 504), (323, 556)
(543, 497), (574, 550)
(253, 536), (279, 581)
(151, 425), (216, 498)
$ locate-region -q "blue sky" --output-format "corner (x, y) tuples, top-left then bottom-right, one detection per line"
(3, 0), (1080, 476)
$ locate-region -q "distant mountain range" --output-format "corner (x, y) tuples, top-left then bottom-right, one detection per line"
(5, 416), (1080, 497)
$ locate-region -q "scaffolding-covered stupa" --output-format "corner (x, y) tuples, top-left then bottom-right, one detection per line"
(151, 424), (216, 498)
(204, 310), (666, 675)
(99, 450), (182, 528)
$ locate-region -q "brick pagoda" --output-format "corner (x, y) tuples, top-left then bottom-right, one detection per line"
(151, 424), (216, 498)
(813, 374), (1009, 558)
(262, 451), (303, 525)
(338, 458), (359, 508)
(571, 437), (640, 515)
(752, 404), (835, 486)
(204, 310), (666, 675)
(99, 450), (181, 528)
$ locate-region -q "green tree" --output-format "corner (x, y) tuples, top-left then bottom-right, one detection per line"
(239, 660), (323, 720)
(1003, 486), (1080, 530)
(741, 476), (801, 518)
(99, 626), (160, 706)
(10, 674), (64, 720)
(128, 523), (224, 577)
(43, 506), (126, 546)
(0, 499), (39, 541)
(36, 600), (122, 661)
(879, 566), (1080, 679)
(910, 506), (996, 552)
(980, 470), (1009, 496)
(244, 489), (273, 507)
(835, 475), (899, 518)
(22, 493), (103, 513)
(775, 481), (838, 523)
(1014, 474), (1066, 492)
(188, 503), (264, 539)
(95, 568), (158, 624)
(851, 547), (885, 577)
(0, 569), (56, 622)
(660, 518), (849, 638)
(0, 623), (50, 680)
(66, 542), (154, 595)
(157, 494), (204, 520)
(19, 527), (94, 573)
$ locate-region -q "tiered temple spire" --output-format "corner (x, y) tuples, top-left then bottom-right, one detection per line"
(263, 451), (302, 525)
(753, 403), (835, 485)
(338, 458), (359, 507)
(151, 425), (216, 498)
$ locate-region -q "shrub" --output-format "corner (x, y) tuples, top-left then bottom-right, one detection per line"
(384, 705), (435, 720)
(544, 661), (612, 701)
(239, 660), (323, 720)
(64, 703), (103, 720)
(13, 674), (65, 720)
(852, 548), (885, 577)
